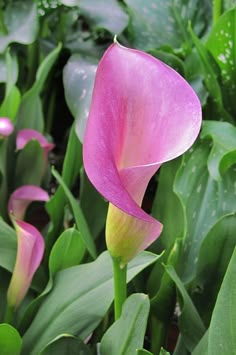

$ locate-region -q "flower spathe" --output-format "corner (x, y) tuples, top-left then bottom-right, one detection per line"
(7, 185), (49, 309)
(83, 41), (202, 266)
(0, 117), (14, 138)
(7, 220), (45, 308)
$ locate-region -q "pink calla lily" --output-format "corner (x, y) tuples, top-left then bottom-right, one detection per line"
(7, 185), (49, 309)
(0, 117), (14, 138)
(16, 129), (54, 175)
(83, 42), (202, 266)
(8, 185), (50, 221)
(7, 220), (45, 308)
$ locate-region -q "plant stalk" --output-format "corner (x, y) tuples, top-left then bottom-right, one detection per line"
(112, 257), (127, 320)
(4, 304), (14, 325)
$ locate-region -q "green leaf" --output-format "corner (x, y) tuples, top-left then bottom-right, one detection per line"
(159, 349), (171, 355)
(46, 124), (83, 250)
(165, 265), (205, 352)
(49, 227), (86, 276)
(15, 140), (44, 187)
(137, 349), (153, 355)
(0, 217), (16, 272)
(173, 121), (236, 282)
(124, 0), (211, 50)
(188, 24), (225, 112)
(40, 334), (91, 355)
(52, 168), (96, 259)
(207, 247), (236, 354)
(63, 54), (97, 141)
(206, 7), (236, 118)
(22, 251), (160, 354)
(0, 85), (21, 120)
(0, 50), (18, 87)
(191, 215), (236, 325)
(0, 1), (39, 53)
(192, 330), (208, 355)
(61, 0), (129, 34)
(201, 120), (236, 180)
(80, 168), (107, 239)
(100, 293), (150, 355)
(152, 158), (184, 250)
(19, 227), (85, 334)
(16, 43), (62, 131)
(0, 323), (22, 355)
(148, 49), (185, 76)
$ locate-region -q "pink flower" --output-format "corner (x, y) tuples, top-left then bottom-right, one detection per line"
(83, 42), (202, 266)
(0, 117), (14, 138)
(7, 186), (49, 309)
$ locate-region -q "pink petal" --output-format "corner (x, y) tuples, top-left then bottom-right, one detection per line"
(7, 220), (44, 308)
(16, 129), (55, 152)
(0, 117), (14, 137)
(83, 42), (202, 264)
(8, 185), (49, 220)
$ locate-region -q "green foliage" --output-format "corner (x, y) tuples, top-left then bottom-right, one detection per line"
(22, 251), (159, 354)
(40, 334), (92, 355)
(100, 294), (150, 355)
(0, 1), (39, 53)
(0, 1), (236, 353)
(0, 324), (22, 355)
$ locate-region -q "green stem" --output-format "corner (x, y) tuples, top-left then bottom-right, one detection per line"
(112, 257), (127, 320)
(4, 304), (14, 325)
(213, 0), (222, 25)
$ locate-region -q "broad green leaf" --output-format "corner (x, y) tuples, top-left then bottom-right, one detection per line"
(191, 215), (236, 325)
(185, 50), (208, 105)
(46, 125), (83, 253)
(208, 247), (236, 354)
(165, 265), (205, 352)
(0, 85), (21, 120)
(15, 140), (43, 187)
(159, 349), (171, 355)
(100, 294), (150, 355)
(148, 49), (185, 76)
(174, 121), (236, 282)
(148, 240), (181, 353)
(0, 1), (39, 53)
(137, 349), (153, 355)
(0, 324), (22, 355)
(207, 8), (236, 118)
(22, 251), (160, 354)
(49, 227), (86, 276)
(63, 54), (97, 141)
(192, 330), (208, 355)
(0, 217), (16, 272)
(61, 0), (128, 34)
(0, 50), (18, 87)
(188, 24), (227, 117)
(16, 43), (62, 131)
(124, 0), (211, 50)
(152, 158), (184, 250)
(224, 0), (235, 10)
(40, 334), (91, 355)
(52, 168), (96, 259)
(19, 228), (85, 334)
(80, 168), (107, 239)
(201, 120), (236, 180)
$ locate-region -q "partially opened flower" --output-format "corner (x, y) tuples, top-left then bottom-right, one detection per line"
(7, 185), (49, 309)
(0, 117), (14, 138)
(83, 41), (202, 266)
(16, 129), (55, 175)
